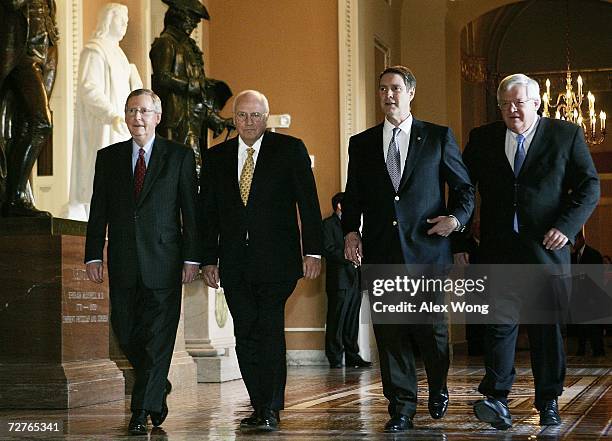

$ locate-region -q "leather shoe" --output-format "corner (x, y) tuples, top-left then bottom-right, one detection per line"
(383, 414), (414, 432)
(473, 397), (512, 430)
(128, 409), (148, 435)
(239, 410), (259, 429)
(428, 388), (449, 419)
(346, 356), (372, 368)
(150, 380), (172, 427)
(330, 362), (343, 368)
(256, 408), (280, 431)
(537, 399), (561, 426)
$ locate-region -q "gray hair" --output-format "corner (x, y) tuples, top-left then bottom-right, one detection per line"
(497, 74), (541, 104)
(125, 89), (162, 114)
(93, 3), (128, 39)
(233, 90), (270, 114)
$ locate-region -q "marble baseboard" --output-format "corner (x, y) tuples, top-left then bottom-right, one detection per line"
(193, 348), (241, 383)
(286, 350), (328, 366)
(0, 360), (124, 409)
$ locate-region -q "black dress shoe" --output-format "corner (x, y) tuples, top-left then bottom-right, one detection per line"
(239, 410), (259, 429)
(383, 414), (414, 432)
(128, 409), (148, 435)
(256, 408), (279, 431)
(473, 397), (512, 430)
(330, 362), (343, 368)
(346, 356), (372, 368)
(537, 399), (561, 426)
(428, 388), (449, 419)
(150, 380), (172, 427)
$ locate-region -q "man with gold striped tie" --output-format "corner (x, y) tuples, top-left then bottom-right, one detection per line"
(199, 90), (323, 432)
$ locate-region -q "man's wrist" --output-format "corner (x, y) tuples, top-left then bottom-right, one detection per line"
(448, 215), (462, 232)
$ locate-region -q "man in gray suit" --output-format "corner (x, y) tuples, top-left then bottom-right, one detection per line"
(85, 89), (200, 435)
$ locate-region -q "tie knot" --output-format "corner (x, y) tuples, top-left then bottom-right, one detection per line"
(246, 147), (255, 157)
(516, 134), (525, 145)
(138, 148), (145, 158)
(392, 127), (400, 138)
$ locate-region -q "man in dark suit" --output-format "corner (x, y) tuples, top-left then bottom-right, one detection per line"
(85, 89), (200, 435)
(199, 90), (322, 432)
(342, 66), (474, 432)
(323, 192), (371, 369)
(456, 73), (600, 429)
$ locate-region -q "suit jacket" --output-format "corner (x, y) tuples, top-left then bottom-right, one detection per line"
(461, 118), (600, 264)
(342, 119), (474, 264)
(199, 131), (323, 283)
(323, 213), (358, 291)
(85, 136), (201, 289)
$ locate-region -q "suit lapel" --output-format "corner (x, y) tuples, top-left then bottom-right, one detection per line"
(367, 124), (395, 191)
(120, 140), (134, 195)
(136, 137), (168, 206)
(518, 117), (549, 177)
(226, 138), (241, 205)
(398, 119), (425, 192)
(246, 132), (273, 205)
(493, 122), (514, 179)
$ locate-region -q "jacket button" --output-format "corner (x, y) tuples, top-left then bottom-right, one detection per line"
(394, 196), (400, 201)
(392, 220), (398, 226)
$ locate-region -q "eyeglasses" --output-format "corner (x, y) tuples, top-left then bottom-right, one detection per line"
(498, 99), (534, 110)
(126, 107), (157, 116)
(235, 111), (267, 122)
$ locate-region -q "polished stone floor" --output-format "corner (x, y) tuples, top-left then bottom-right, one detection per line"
(0, 346), (610, 440)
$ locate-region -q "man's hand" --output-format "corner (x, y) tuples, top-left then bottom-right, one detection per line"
(453, 252), (470, 265)
(303, 256), (321, 279)
(86, 262), (104, 283)
(202, 264), (220, 289)
(427, 216), (458, 237)
(182, 263), (199, 284)
(543, 228), (568, 250)
(344, 231), (363, 266)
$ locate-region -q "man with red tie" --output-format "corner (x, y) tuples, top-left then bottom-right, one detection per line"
(85, 89), (200, 435)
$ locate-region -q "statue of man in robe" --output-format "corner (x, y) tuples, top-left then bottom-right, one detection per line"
(150, 0), (233, 176)
(65, 3), (142, 221)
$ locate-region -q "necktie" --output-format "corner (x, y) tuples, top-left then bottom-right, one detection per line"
(239, 147), (255, 206)
(513, 134), (525, 232)
(134, 148), (146, 199)
(386, 127), (401, 192)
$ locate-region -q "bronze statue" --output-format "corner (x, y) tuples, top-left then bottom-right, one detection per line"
(0, 0), (58, 217)
(150, 0), (233, 175)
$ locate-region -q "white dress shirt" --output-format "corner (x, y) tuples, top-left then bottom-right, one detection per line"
(237, 135), (264, 180)
(382, 115), (413, 176)
(131, 136), (155, 170)
(505, 116), (540, 172)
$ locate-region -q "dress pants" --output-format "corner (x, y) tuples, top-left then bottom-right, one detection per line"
(223, 277), (297, 411)
(109, 278), (181, 413)
(325, 280), (361, 364)
(479, 323), (566, 403)
(374, 322), (449, 417)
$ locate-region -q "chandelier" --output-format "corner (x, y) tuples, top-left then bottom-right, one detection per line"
(540, 0), (606, 145)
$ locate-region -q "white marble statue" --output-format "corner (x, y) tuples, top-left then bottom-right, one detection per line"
(65, 3), (142, 221)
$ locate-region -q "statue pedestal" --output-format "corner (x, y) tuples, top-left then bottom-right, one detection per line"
(0, 218), (124, 408)
(184, 280), (241, 383)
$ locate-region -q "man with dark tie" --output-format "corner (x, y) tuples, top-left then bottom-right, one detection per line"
(323, 192), (371, 369)
(342, 66), (474, 432)
(85, 89), (200, 435)
(456, 73), (600, 429)
(199, 90), (322, 432)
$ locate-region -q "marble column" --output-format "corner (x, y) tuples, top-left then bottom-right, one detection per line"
(184, 279), (241, 382)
